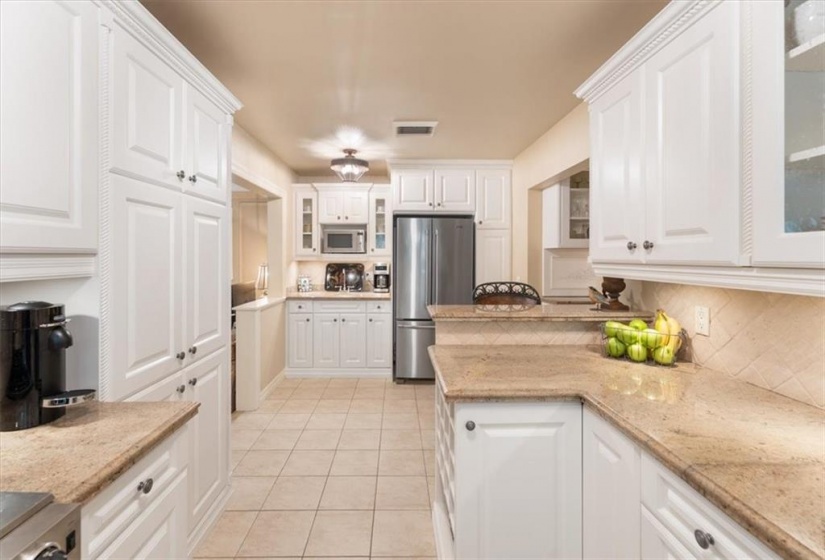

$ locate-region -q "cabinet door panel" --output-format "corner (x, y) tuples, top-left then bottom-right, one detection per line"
(185, 88), (228, 203)
(475, 169), (511, 229)
(589, 72), (644, 263)
(583, 409), (641, 559)
(0, 0), (99, 252)
(366, 313), (392, 368)
(185, 197), (228, 360)
(111, 21), (184, 189)
(454, 402), (582, 559)
(319, 192), (344, 224)
(110, 175), (183, 400)
(344, 191), (369, 222)
(185, 350), (227, 532)
(393, 170), (434, 211)
(295, 190), (319, 256)
(475, 229), (511, 285)
(287, 313), (314, 368)
(368, 188), (392, 256)
(644, 1), (740, 265)
(641, 506), (697, 560)
(339, 313), (366, 368)
(313, 313), (340, 368)
(435, 169), (476, 212)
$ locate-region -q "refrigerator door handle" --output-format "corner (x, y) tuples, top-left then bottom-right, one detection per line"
(397, 323), (436, 330)
(433, 228), (439, 305)
(426, 227), (433, 306)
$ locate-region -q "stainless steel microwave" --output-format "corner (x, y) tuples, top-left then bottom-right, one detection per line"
(322, 226), (366, 254)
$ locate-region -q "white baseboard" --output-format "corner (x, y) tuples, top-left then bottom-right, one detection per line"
(187, 483), (231, 556)
(285, 368), (392, 379)
(259, 369), (285, 404)
(432, 500), (455, 560)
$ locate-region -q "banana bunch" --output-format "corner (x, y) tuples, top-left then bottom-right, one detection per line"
(653, 309), (682, 364)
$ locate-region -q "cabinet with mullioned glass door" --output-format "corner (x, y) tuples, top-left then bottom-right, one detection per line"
(294, 185), (319, 257)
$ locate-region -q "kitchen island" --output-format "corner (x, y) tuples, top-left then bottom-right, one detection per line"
(428, 344), (824, 560)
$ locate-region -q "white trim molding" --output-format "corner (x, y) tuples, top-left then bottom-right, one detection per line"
(285, 369), (392, 379)
(0, 254), (96, 283)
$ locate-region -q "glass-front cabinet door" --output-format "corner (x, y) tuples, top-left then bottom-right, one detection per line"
(369, 186), (392, 257)
(753, 1), (824, 267)
(295, 187), (318, 257)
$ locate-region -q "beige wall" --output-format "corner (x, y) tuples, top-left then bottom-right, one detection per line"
(232, 197), (268, 284)
(512, 103), (589, 286)
(259, 303), (286, 391)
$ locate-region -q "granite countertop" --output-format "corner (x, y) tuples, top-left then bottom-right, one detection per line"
(0, 400), (198, 504)
(428, 302), (653, 322)
(286, 290), (391, 300)
(428, 345), (825, 560)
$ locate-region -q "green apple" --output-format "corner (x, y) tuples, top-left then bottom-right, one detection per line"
(627, 343), (648, 363)
(603, 321), (625, 339)
(618, 326), (640, 345)
(640, 328), (665, 350)
(628, 318), (649, 331)
(653, 346), (676, 366)
(605, 337), (626, 358)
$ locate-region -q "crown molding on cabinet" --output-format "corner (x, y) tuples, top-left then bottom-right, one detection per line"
(387, 159), (513, 172)
(0, 254), (97, 283)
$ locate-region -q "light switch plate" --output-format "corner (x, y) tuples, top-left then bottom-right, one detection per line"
(695, 306), (710, 336)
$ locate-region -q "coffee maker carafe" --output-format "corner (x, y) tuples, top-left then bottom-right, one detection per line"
(0, 301), (95, 431)
(373, 263), (390, 293)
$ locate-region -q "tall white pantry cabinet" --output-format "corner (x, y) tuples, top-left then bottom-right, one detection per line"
(1, 0), (242, 556)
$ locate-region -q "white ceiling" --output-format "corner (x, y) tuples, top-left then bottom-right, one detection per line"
(141, 0), (667, 177)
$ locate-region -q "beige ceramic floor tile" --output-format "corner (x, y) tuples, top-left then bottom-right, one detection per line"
(348, 399), (384, 413)
(329, 450), (379, 476)
(230, 429), (262, 451)
(380, 430), (423, 450)
(314, 399), (352, 413)
(251, 429), (302, 450)
(299, 378), (330, 388)
(268, 387), (295, 400)
(279, 399), (319, 413)
(230, 449), (246, 472)
(376, 476), (430, 510)
(232, 413), (275, 430)
(427, 476), (436, 507)
(353, 387), (385, 400)
(357, 378), (386, 387)
(256, 399), (285, 413)
(421, 429), (436, 450)
(338, 429), (381, 450)
(276, 377), (302, 388)
(322, 387), (356, 399)
(306, 412), (347, 430)
(295, 429), (342, 450)
(372, 510), (436, 557)
(290, 387), (326, 399)
(192, 511), (256, 557)
(262, 476), (326, 510)
(281, 450), (335, 476)
(384, 385), (417, 400)
(327, 378), (358, 388)
(319, 476), (376, 510)
(418, 414), (435, 430)
(226, 477), (276, 511)
(383, 399), (418, 413)
(423, 449), (436, 476)
(344, 412), (383, 430)
(267, 412), (311, 430)
(382, 412), (419, 430)
(304, 510), (373, 557)
(236, 510), (315, 557)
(378, 450), (426, 476)
(233, 450), (290, 477)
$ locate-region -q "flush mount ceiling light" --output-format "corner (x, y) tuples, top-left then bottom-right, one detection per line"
(330, 149), (369, 182)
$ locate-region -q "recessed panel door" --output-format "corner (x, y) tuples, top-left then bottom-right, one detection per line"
(435, 169), (476, 212)
(339, 313), (366, 368)
(185, 87), (228, 203)
(313, 313), (340, 368)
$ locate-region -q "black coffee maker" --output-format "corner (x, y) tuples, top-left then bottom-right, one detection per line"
(0, 301), (95, 431)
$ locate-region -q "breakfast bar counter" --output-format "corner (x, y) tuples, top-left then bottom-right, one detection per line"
(428, 302), (652, 321)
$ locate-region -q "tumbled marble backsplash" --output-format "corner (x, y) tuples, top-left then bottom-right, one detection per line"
(637, 282), (824, 409)
(435, 321), (600, 346)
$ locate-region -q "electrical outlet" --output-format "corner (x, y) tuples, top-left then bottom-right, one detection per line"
(695, 306), (710, 336)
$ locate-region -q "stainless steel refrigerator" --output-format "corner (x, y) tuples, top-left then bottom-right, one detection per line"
(393, 215), (475, 380)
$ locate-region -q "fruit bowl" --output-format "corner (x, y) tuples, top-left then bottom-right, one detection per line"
(599, 317), (686, 367)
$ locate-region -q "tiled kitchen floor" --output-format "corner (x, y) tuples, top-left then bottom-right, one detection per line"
(194, 377), (437, 559)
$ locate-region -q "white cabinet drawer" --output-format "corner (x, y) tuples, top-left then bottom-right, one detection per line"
(366, 301), (391, 314)
(288, 300), (313, 314)
(641, 453), (780, 559)
(312, 300), (366, 313)
(82, 425), (189, 559)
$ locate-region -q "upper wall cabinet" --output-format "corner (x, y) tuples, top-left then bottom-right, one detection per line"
(185, 88), (230, 204)
(294, 186), (319, 257)
(0, 1), (99, 265)
(434, 169), (476, 212)
(316, 185), (370, 224)
(577, 0), (824, 296)
(391, 164), (509, 214)
(475, 169), (512, 229)
(393, 169), (435, 211)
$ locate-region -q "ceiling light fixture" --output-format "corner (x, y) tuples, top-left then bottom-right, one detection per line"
(330, 149), (369, 183)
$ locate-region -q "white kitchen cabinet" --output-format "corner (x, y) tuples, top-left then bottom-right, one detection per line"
(643, 0), (740, 266)
(339, 313), (367, 368)
(393, 169), (435, 211)
(751, 1), (825, 268)
(366, 312), (392, 368)
(583, 408), (641, 559)
(287, 313), (314, 369)
(435, 169), (476, 212)
(368, 186), (392, 256)
(317, 187), (369, 224)
(543, 173), (590, 250)
(313, 313), (341, 368)
(641, 506), (698, 560)
(475, 169), (511, 229)
(184, 87), (230, 204)
(185, 197), (228, 360)
(109, 175), (184, 400)
(475, 229), (511, 285)
(453, 401), (582, 559)
(0, 0), (100, 260)
(294, 187), (319, 257)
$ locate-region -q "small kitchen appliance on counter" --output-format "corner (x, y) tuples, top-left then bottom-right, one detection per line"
(373, 263), (390, 293)
(324, 263), (365, 292)
(0, 492), (80, 559)
(0, 302), (95, 432)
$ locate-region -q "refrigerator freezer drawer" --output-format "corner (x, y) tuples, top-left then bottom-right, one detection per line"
(395, 320), (436, 380)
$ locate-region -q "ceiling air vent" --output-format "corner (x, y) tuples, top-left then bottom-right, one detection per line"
(394, 121), (438, 137)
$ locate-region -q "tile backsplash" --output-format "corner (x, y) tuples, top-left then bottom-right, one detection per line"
(294, 261), (378, 291)
(638, 282), (824, 409)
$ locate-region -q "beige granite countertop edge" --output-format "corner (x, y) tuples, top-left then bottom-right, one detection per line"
(285, 291), (391, 300)
(61, 402), (198, 504)
(429, 348), (821, 560)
